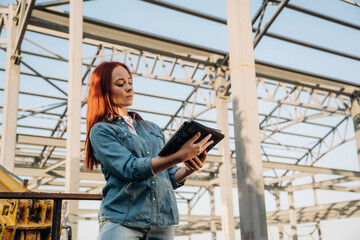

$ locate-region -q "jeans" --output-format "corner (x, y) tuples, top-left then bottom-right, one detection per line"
(97, 220), (175, 240)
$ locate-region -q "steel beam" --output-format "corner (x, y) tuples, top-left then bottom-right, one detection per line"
(214, 67), (235, 240)
(282, 2), (360, 31)
(209, 186), (216, 240)
(311, 175), (322, 240)
(288, 183), (298, 240)
(253, 0), (289, 48)
(28, 8), (224, 60)
(263, 161), (360, 178)
(13, 0), (36, 55)
(275, 190), (284, 240)
(255, 61), (358, 95)
(141, 0), (227, 25)
(0, 4), (20, 172)
(63, 1), (83, 239)
(16, 134), (85, 148)
(142, 0), (360, 63)
(226, 0), (268, 239)
(351, 91), (360, 167)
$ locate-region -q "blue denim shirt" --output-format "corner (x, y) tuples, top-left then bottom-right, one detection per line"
(89, 116), (184, 229)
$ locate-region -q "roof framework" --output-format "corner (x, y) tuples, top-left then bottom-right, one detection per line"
(0, 0), (360, 239)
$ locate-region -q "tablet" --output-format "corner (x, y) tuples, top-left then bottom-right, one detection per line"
(158, 120), (225, 157)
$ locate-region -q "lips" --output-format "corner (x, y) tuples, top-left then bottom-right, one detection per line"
(126, 95), (133, 99)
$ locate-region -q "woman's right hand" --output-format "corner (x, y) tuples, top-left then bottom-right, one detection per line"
(177, 132), (214, 162)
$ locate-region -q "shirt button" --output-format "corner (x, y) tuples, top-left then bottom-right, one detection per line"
(153, 198), (156, 201)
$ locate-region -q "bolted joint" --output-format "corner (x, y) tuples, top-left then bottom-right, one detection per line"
(12, 16), (19, 25)
(351, 90), (360, 102)
(353, 114), (360, 130)
(10, 54), (22, 64)
(351, 90), (360, 129)
(214, 67), (230, 99)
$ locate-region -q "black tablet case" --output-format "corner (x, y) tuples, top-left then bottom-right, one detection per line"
(158, 120), (225, 157)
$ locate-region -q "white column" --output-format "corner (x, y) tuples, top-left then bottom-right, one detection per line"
(351, 92), (360, 168)
(312, 175), (322, 240)
(0, 4), (20, 172)
(214, 68), (236, 240)
(64, 1), (83, 239)
(288, 183), (298, 240)
(209, 186), (217, 240)
(275, 190), (284, 240)
(188, 200), (192, 240)
(225, 0), (268, 239)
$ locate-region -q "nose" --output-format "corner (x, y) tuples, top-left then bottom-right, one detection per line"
(125, 83), (133, 92)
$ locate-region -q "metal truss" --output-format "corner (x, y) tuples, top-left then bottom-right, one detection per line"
(1, 1), (360, 239)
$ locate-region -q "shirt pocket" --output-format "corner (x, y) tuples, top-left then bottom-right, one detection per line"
(117, 131), (135, 152)
(149, 131), (164, 149)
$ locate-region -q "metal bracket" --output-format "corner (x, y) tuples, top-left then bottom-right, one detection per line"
(10, 53), (22, 64)
(12, 0), (36, 56)
(213, 67), (230, 99)
(351, 90), (360, 101)
(351, 90), (360, 127)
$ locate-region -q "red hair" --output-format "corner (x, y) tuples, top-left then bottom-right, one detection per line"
(85, 62), (131, 170)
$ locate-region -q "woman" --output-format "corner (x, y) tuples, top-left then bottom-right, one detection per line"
(85, 61), (213, 240)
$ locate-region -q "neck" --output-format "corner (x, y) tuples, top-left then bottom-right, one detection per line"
(117, 107), (129, 117)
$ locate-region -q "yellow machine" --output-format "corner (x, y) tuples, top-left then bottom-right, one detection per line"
(0, 165), (54, 240)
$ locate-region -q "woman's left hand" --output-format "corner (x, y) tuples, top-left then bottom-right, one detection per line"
(184, 151), (207, 171)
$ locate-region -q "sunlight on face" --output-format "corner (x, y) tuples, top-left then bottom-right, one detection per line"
(110, 66), (134, 115)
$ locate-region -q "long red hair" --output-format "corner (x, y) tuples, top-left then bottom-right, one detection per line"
(85, 61), (131, 170)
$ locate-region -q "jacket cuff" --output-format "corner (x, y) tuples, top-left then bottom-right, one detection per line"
(170, 167), (185, 189)
(137, 157), (155, 180)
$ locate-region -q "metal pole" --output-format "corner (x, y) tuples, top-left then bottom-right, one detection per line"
(351, 91), (360, 167)
(225, 0), (268, 239)
(187, 200), (192, 240)
(275, 190), (284, 240)
(214, 67), (235, 240)
(52, 199), (63, 240)
(288, 183), (298, 240)
(0, 4), (20, 172)
(311, 175), (322, 240)
(64, 0), (83, 239)
(209, 186), (217, 240)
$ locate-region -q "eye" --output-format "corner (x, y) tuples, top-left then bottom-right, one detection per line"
(116, 83), (124, 87)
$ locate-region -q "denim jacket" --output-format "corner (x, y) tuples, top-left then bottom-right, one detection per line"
(89, 116), (184, 229)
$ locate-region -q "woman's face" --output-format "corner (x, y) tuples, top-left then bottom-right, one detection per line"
(110, 66), (134, 112)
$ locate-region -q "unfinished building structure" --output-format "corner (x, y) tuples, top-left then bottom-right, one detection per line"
(0, 0), (359, 239)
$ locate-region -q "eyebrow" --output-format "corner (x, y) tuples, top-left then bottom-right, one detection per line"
(115, 77), (132, 81)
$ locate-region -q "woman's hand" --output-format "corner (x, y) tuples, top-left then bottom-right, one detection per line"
(177, 132), (213, 162)
(185, 151), (208, 171)
(151, 132), (213, 175)
(174, 151), (208, 183)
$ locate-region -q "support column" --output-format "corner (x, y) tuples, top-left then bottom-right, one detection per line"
(351, 91), (360, 167)
(275, 190), (284, 240)
(214, 68), (235, 240)
(0, 4), (20, 172)
(187, 200), (192, 240)
(64, 1), (83, 239)
(225, 0), (268, 239)
(209, 186), (217, 240)
(311, 175), (322, 240)
(288, 183), (298, 240)
(99, 44), (105, 63)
